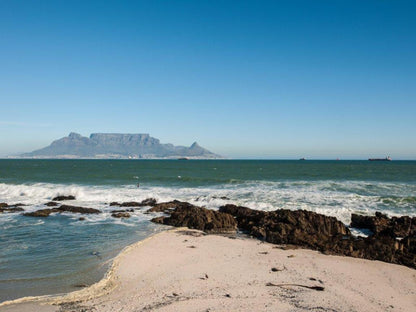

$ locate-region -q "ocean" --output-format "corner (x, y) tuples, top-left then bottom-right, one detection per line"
(1, 159), (415, 302)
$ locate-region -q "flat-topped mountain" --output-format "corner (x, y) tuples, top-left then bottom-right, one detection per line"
(21, 133), (221, 159)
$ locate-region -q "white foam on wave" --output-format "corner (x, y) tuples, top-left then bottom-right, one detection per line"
(1, 180), (415, 225)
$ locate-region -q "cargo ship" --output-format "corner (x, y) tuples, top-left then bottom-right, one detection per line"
(368, 156), (392, 161)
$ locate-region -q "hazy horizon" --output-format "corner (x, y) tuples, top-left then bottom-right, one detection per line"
(1, 130), (414, 161)
(1, 1), (415, 159)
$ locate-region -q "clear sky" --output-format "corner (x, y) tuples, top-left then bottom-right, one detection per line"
(0, 0), (415, 159)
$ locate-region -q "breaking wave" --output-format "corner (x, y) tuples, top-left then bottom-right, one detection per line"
(1, 180), (415, 224)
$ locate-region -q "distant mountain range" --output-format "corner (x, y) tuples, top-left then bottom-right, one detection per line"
(20, 132), (221, 159)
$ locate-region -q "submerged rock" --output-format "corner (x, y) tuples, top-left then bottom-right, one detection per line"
(23, 208), (57, 217)
(0, 207), (25, 213)
(110, 209), (134, 213)
(45, 201), (59, 207)
(0, 203), (25, 213)
(151, 203), (237, 233)
(111, 212), (131, 218)
(52, 195), (76, 201)
(57, 205), (100, 214)
(110, 198), (157, 207)
(23, 205), (101, 217)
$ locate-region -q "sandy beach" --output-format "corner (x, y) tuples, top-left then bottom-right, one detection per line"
(1, 228), (415, 312)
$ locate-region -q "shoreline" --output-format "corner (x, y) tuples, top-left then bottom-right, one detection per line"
(1, 228), (415, 312)
(0, 228), (169, 309)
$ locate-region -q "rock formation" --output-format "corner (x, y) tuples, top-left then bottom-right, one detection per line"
(150, 201), (237, 233)
(219, 204), (350, 248)
(147, 201), (415, 269)
(351, 212), (415, 237)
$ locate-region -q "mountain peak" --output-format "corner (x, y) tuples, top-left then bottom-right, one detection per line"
(190, 142), (200, 148)
(68, 132), (82, 139)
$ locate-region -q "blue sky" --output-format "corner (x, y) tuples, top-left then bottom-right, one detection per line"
(0, 0), (415, 159)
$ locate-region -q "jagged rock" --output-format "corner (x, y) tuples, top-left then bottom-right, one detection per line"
(147, 200), (194, 213)
(110, 202), (121, 206)
(348, 212), (416, 268)
(327, 234), (416, 269)
(219, 204), (349, 249)
(111, 212), (131, 218)
(23, 205), (100, 217)
(52, 195), (76, 201)
(219, 204), (416, 269)
(151, 203), (237, 233)
(45, 201), (59, 207)
(351, 212), (415, 237)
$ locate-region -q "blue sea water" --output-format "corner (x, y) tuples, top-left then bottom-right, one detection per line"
(0, 159), (415, 302)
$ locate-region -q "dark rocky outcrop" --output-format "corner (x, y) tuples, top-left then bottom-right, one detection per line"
(351, 212), (415, 238)
(218, 205), (416, 269)
(23, 205), (100, 217)
(150, 203), (237, 233)
(52, 195), (76, 201)
(346, 212), (416, 268)
(219, 204), (350, 249)
(321, 233), (416, 269)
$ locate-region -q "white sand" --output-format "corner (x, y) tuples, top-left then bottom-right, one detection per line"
(1, 228), (415, 312)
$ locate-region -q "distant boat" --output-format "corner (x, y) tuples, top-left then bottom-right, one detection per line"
(299, 157), (306, 161)
(177, 157), (189, 160)
(368, 156), (392, 161)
